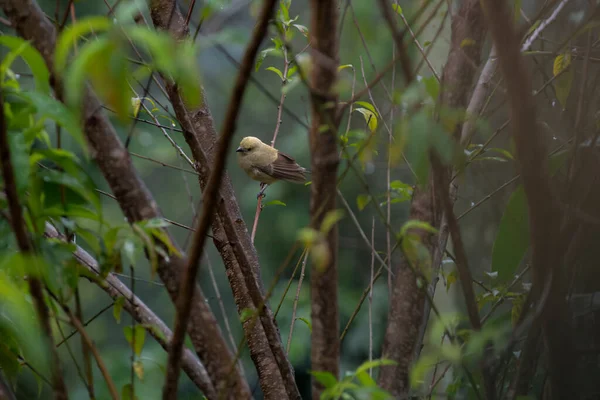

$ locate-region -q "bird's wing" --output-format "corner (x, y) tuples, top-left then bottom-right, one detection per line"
(258, 152), (306, 183)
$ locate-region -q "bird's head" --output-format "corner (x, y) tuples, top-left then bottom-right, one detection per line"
(236, 136), (265, 155)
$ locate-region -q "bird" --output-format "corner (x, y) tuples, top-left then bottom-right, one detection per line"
(236, 136), (307, 198)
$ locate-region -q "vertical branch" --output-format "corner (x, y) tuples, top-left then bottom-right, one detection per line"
(0, 90), (69, 400)
(482, 0), (574, 397)
(162, 1), (277, 398)
(308, 0), (340, 397)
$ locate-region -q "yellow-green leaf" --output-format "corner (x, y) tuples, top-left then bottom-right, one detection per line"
(113, 297), (125, 324)
(354, 108), (378, 132)
(124, 325), (145, 356)
(356, 194), (370, 211)
(320, 209), (344, 234)
(553, 52), (572, 76)
(461, 38), (476, 47)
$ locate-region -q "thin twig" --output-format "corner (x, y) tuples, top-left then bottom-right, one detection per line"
(286, 251), (309, 354)
(397, 9), (440, 81)
(59, 301), (119, 400)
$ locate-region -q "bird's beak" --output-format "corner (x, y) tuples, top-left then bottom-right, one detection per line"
(236, 147), (245, 153)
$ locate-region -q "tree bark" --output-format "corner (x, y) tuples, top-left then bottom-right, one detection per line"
(308, 1), (340, 398)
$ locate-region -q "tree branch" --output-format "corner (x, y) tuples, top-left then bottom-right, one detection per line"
(162, 1), (278, 399)
(308, 0), (340, 398)
(43, 223), (217, 398)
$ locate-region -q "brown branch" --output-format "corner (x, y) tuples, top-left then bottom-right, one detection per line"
(43, 223), (217, 398)
(0, 0), (239, 396)
(482, 0), (574, 397)
(150, 1), (298, 397)
(162, 1), (277, 398)
(0, 88), (69, 400)
(308, 1), (340, 398)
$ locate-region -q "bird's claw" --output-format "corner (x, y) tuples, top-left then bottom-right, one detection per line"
(257, 183), (268, 199)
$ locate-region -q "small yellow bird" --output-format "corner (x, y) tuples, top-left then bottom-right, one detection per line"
(236, 136), (307, 198)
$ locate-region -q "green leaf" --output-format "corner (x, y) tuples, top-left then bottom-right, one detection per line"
(353, 101), (379, 116)
(296, 317), (312, 332)
(121, 383), (138, 400)
(392, 4), (403, 14)
(553, 53), (572, 76)
(553, 52), (573, 108)
(264, 200), (286, 207)
(354, 359), (397, 377)
(0, 36), (50, 94)
(126, 27), (202, 106)
(124, 325), (146, 356)
(8, 132), (30, 197)
(354, 108), (378, 132)
(320, 209), (344, 234)
(310, 370), (338, 388)
(293, 24), (309, 37)
(554, 68), (573, 109)
(255, 48), (276, 71)
(422, 75), (440, 100)
(356, 194), (370, 211)
(113, 297), (125, 324)
(38, 168), (100, 212)
(491, 186), (529, 282)
(240, 308), (257, 323)
(400, 220), (438, 237)
(338, 64), (353, 72)
(55, 16), (112, 73)
(297, 227), (319, 246)
(410, 354), (436, 387)
(266, 66), (285, 81)
(18, 91), (87, 153)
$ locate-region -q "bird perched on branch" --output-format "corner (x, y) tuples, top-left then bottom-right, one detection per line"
(236, 136), (307, 198)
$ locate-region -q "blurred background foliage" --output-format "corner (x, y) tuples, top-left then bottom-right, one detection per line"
(1, 0), (581, 398)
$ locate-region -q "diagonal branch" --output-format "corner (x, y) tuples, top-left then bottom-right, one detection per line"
(162, 1), (278, 399)
(43, 223), (217, 398)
